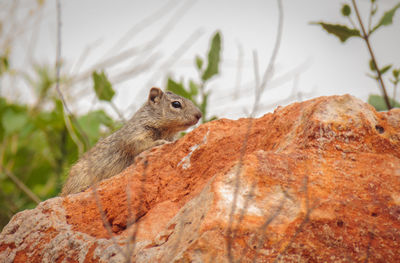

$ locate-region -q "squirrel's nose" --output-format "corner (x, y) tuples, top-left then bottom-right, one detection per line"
(195, 112), (202, 120)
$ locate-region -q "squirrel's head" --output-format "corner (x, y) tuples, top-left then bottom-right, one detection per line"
(147, 87), (202, 132)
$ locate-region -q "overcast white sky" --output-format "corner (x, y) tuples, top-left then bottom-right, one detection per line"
(5, 0), (400, 119)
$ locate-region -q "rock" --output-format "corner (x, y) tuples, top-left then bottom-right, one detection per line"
(1, 95), (399, 262)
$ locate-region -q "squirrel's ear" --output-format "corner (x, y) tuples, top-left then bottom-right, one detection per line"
(148, 87), (163, 103)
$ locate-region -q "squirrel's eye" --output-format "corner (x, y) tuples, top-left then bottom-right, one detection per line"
(172, 101), (181, 108)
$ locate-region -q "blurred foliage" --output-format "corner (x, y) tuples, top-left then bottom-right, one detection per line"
(92, 71), (115, 102)
(368, 94), (400, 111)
(167, 31), (221, 123)
(312, 1), (400, 111)
(0, 64), (117, 229)
(368, 65), (400, 111)
(0, 55), (9, 75)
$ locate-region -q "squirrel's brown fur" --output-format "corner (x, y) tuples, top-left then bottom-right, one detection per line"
(60, 87), (201, 196)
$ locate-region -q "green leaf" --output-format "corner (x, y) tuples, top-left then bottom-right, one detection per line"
(166, 78), (191, 99)
(371, 5), (378, 16)
(200, 91), (210, 121)
(0, 180), (15, 195)
(368, 94), (400, 111)
(33, 100), (65, 132)
(341, 4), (351, 17)
(371, 3), (400, 33)
(391, 78), (400, 85)
(189, 80), (199, 96)
(29, 65), (55, 98)
(27, 164), (53, 187)
(201, 32), (222, 82)
(92, 71), (115, 101)
(0, 55), (9, 75)
(206, 116), (218, 122)
(366, 72), (378, 80)
(2, 109), (28, 134)
(195, 56), (203, 71)
(369, 61), (392, 75)
(369, 59), (377, 71)
(311, 22), (361, 42)
(77, 110), (113, 146)
(393, 69), (399, 79)
(380, 64), (392, 75)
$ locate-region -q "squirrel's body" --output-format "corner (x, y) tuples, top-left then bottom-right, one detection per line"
(61, 87), (201, 196)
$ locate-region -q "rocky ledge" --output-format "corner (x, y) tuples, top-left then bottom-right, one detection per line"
(1, 95), (399, 262)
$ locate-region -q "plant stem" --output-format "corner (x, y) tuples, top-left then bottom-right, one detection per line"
(347, 16), (358, 31)
(110, 101), (126, 123)
(55, 0), (90, 149)
(351, 0), (392, 110)
(251, 0), (283, 117)
(367, 0), (374, 33)
(1, 166), (41, 204)
(199, 82), (206, 123)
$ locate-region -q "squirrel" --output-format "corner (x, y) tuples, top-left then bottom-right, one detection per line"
(60, 87), (202, 196)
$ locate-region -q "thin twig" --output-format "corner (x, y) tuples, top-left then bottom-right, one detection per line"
(110, 100), (126, 123)
(55, 0), (62, 104)
(24, 4), (44, 66)
(351, 0), (392, 110)
(72, 0), (197, 88)
(293, 73), (302, 101)
(125, 159), (149, 262)
(91, 183), (128, 259)
(145, 28), (204, 87)
(0, 165), (41, 204)
(252, 50), (260, 94)
(231, 181), (257, 260)
(55, 0), (90, 150)
(124, 172), (135, 262)
(63, 112), (84, 156)
(252, 0), (284, 116)
(364, 230), (374, 263)
(233, 43), (244, 100)
(347, 16), (358, 31)
(84, 145), (128, 260)
(273, 175), (318, 263)
(252, 195), (287, 263)
(104, 0), (180, 57)
(235, 182), (257, 230)
(236, 188), (291, 263)
(226, 1), (284, 261)
(71, 46), (152, 85)
(210, 59), (311, 106)
(0, 0), (19, 51)
(367, 0), (375, 34)
(226, 119), (253, 263)
(273, 206), (313, 263)
(69, 39), (103, 76)
(110, 52), (160, 84)
(55, 4), (124, 259)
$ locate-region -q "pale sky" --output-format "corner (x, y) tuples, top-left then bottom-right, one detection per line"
(5, 0), (400, 119)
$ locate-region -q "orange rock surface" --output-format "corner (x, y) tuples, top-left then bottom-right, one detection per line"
(1, 95), (399, 262)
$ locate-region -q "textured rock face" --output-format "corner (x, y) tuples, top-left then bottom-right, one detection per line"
(1, 95), (400, 262)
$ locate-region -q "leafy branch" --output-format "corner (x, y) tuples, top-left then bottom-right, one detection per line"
(167, 31), (222, 123)
(312, 0), (400, 110)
